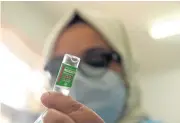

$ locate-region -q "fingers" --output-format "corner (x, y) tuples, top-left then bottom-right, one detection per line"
(41, 91), (83, 114)
(41, 92), (104, 123)
(43, 109), (75, 123)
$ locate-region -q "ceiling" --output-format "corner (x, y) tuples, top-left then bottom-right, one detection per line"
(1, 1), (180, 75)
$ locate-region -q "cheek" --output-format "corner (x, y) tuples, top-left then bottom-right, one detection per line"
(109, 62), (121, 73)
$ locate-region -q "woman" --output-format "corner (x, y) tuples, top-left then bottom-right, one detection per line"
(41, 8), (148, 123)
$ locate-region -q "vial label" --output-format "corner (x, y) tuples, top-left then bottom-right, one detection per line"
(56, 63), (77, 88)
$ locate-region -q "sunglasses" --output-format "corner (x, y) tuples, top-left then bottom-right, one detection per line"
(44, 47), (122, 78)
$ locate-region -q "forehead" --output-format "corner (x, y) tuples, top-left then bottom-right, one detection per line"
(53, 23), (111, 57)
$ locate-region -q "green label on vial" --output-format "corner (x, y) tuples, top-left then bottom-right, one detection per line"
(56, 63), (77, 87)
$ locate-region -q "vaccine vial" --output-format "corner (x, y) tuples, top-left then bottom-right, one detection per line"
(34, 54), (80, 123)
(53, 54), (80, 95)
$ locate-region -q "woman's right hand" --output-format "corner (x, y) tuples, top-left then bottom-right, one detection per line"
(41, 91), (104, 123)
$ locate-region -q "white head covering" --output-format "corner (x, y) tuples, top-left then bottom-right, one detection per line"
(43, 8), (146, 123)
(43, 8), (133, 84)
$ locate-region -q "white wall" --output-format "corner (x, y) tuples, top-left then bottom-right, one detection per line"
(1, 27), (43, 69)
(138, 69), (180, 123)
(1, 1), (56, 55)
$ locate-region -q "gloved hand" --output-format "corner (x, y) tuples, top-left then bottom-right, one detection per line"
(41, 92), (104, 123)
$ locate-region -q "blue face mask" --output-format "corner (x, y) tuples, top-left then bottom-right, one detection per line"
(46, 58), (127, 123)
(68, 65), (127, 123)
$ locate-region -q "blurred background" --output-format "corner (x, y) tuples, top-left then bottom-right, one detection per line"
(0, 1), (180, 123)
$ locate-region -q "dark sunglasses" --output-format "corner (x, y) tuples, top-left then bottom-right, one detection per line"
(82, 47), (121, 67)
(44, 47), (122, 77)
